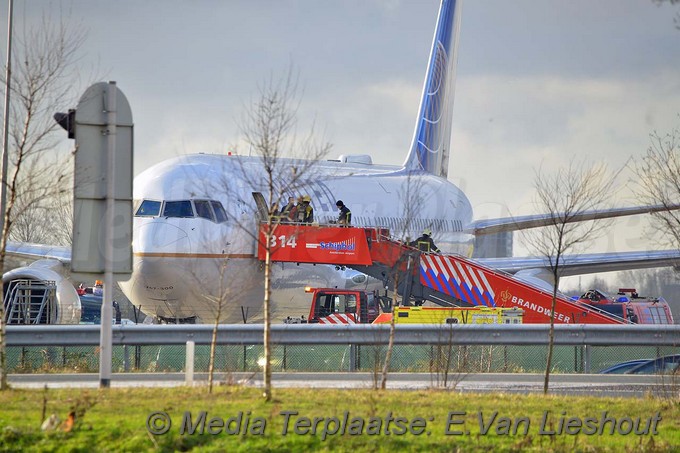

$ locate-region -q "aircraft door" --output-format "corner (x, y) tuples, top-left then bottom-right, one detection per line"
(252, 192), (269, 222)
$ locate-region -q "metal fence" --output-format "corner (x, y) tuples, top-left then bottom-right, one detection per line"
(6, 324), (680, 375)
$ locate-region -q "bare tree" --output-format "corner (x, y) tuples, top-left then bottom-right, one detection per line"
(183, 236), (258, 392)
(47, 175), (74, 246)
(521, 159), (616, 394)
(0, 11), (86, 390)
(379, 171), (424, 389)
(209, 67), (331, 401)
(631, 126), (680, 251)
(205, 261), (228, 394)
(379, 267), (400, 390)
(10, 157), (72, 245)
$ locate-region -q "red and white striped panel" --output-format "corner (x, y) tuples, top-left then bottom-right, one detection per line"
(422, 254), (496, 300)
(318, 313), (357, 324)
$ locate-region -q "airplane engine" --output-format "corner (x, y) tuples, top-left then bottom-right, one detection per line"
(2, 259), (81, 324)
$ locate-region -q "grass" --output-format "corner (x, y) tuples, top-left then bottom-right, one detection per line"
(0, 386), (678, 452)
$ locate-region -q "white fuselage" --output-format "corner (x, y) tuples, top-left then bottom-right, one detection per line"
(119, 154), (474, 323)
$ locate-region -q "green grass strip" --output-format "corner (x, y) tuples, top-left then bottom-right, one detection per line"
(0, 387), (678, 452)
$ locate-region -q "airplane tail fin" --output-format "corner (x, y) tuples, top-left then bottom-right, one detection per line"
(402, 0), (463, 178)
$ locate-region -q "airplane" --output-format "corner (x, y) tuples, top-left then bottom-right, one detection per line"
(4, 0), (680, 324)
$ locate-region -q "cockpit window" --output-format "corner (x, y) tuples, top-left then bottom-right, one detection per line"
(135, 200), (161, 217)
(163, 200), (194, 218)
(211, 201), (228, 223)
(194, 200), (214, 221)
(134, 198), (226, 221)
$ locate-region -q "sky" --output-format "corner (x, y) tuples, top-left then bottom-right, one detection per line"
(2, 0), (679, 262)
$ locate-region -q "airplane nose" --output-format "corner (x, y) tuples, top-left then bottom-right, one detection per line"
(134, 220), (191, 254)
(126, 255), (191, 318)
(119, 220), (195, 319)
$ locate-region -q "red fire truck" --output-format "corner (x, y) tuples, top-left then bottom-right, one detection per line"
(263, 224), (673, 325)
(576, 288), (674, 324)
(285, 287), (524, 325)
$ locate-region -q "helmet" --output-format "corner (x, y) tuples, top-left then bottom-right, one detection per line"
(302, 195), (311, 202)
(336, 200), (343, 207)
(423, 228), (432, 236)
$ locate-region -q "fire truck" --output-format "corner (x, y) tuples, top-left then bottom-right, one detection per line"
(576, 288), (674, 324)
(262, 224), (673, 325)
(284, 287), (524, 325)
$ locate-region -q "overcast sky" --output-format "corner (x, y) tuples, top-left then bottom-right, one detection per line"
(2, 0), (679, 258)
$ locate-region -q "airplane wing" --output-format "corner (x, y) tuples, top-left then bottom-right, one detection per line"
(5, 242), (71, 263)
(468, 204), (680, 236)
(477, 249), (680, 277)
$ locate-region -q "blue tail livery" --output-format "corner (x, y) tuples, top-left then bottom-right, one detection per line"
(403, 0), (463, 178)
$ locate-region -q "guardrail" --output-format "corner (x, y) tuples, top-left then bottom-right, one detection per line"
(6, 324), (680, 347)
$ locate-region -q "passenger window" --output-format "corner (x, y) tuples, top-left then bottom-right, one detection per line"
(211, 201), (228, 223)
(135, 200), (161, 217)
(163, 200), (194, 218)
(194, 200), (214, 221)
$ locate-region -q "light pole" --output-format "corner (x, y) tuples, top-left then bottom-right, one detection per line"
(1, 0), (13, 245)
(0, 0), (12, 391)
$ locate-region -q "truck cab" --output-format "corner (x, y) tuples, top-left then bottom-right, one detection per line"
(577, 288), (674, 324)
(306, 288), (379, 324)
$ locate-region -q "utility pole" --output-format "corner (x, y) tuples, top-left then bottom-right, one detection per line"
(99, 82), (118, 387)
(1, 0), (13, 240)
(0, 0), (13, 392)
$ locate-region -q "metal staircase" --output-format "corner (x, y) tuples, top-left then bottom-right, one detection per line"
(3, 279), (57, 324)
(258, 223), (625, 324)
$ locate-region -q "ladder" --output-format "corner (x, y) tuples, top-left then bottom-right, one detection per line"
(3, 279), (58, 324)
(258, 224), (625, 324)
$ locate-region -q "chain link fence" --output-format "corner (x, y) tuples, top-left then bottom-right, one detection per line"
(7, 344), (678, 375)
